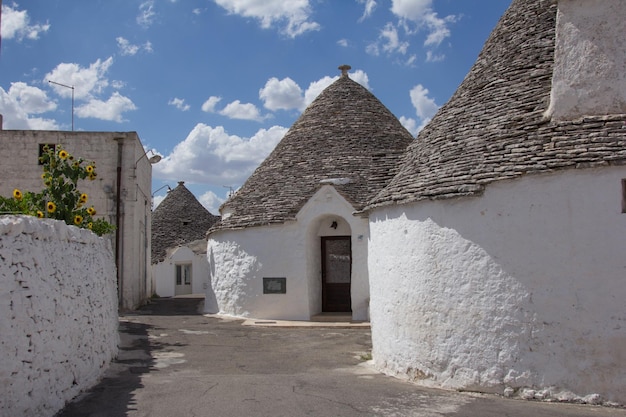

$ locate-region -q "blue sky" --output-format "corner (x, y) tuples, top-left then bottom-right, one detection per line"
(1, 0), (510, 213)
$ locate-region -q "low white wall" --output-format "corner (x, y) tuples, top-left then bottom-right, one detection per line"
(0, 216), (119, 417)
(368, 167), (626, 404)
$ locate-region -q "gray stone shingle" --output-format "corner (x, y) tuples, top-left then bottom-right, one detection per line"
(151, 182), (219, 263)
(211, 74), (414, 231)
(367, 0), (626, 209)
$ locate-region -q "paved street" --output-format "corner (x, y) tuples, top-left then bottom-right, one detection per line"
(57, 297), (625, 417)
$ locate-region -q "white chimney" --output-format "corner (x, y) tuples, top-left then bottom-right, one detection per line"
(546, 0), (626, 121)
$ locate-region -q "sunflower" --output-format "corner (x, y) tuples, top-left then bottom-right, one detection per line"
(88, 172), (97, 181)
(46, 201), (56, 213)
(13, 189), (23, 201)
(58, 150), (69, 159)
(87, 207), (96, 216)
(87, 222), (93, 230)
(36, 211), (44, 218)
(80, 193), (88, 203)
(85, 165), (94, 174)
(74, 215), (83, 225)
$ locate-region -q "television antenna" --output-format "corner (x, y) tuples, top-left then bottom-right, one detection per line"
(48, 80), (75, 131)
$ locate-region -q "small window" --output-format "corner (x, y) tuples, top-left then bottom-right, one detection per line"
(622, 179), (626, 213)
(38, 144), (56, 165)
(263, 277), (286, 294)
(176, 264), (192, 285)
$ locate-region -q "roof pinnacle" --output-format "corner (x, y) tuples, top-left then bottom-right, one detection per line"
(338, 64), (351, 77)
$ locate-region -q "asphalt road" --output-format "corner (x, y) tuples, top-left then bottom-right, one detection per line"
(56, 297), (626, 417)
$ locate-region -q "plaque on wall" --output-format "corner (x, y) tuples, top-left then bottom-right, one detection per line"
(263, 277), (286, 294)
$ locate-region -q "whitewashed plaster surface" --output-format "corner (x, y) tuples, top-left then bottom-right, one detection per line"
(548, 0), (626, 120)
(368, 167), (626, 404)
(153, 241), (209, 297)
(0, 216), (119, 417)
(207, 185), (370, 320)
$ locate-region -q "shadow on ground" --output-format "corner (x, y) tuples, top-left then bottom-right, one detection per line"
(55, 298), (203, 417)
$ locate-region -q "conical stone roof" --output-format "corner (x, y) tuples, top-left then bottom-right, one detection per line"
(151, 182), (219, 263)
(368, 0), (626, 209)
(213, 71), (414, 231)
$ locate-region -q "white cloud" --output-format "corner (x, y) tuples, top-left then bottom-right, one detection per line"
(43, 57), (137, 123)
(390, 0), (456, 48)
(259, 77), (304, 111)
(116, 37), (140, 56)
(201, 96), (222, 113)
(365, 42), (379, 56)
(337, 38), (349, 47)
(426, 50), (445, 63)
(7, 82), (57, 114)
(0, 2), (50, 41)
(75, 92), (137, 122)
(0, 86), (59, 130)
(357, 0), (377, 21)
(116, 37), (153, 55)
(213, 0), (320, 38)
(380, 22), (409, 55)
(407, 84), (439, 133)
(153, 124), (288, 186)
(219, 100), (266, 121)
(168, 97), (191, 111)
(390, 0), (432, 21)
(399, 116), (419, 136)
(152, 194), (166, 210)
(423, 13), (456, 47)
(45, 57), (114, 100)
(137, 0), (156, 28)
(111, 80), (126, 90)
(198, 191), (225, 215)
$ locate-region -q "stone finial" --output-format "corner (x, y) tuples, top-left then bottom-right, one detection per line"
(338, 65), (351, 77)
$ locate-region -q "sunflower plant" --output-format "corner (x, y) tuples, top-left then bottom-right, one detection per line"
(0, 145), (115, 236)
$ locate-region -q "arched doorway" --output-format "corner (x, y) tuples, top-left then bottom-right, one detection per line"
(321, 235), (352, 312)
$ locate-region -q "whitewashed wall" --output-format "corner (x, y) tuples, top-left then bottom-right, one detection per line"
(548, 0), (626, 120)
(153, 242), (209, 297)
(0, 216), (119, 417)
(208, 185), (370, 321)
(368, 167), (626, 404)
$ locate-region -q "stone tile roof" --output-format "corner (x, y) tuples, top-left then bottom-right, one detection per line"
(151, 182), (219, 263)
(212, 72), (414, 231)
(367, 0), (626, 210)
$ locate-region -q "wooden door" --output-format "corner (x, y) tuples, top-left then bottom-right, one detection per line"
(321, 236), (352, 312)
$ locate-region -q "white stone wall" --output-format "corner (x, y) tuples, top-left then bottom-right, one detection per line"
(0, 216), (119, 417)
(548, 0), (626, 120)
(368, 167), (626, 404)
(208, 185), (370, 321)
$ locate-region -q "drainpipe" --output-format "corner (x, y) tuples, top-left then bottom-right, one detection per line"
(115, 138), (124, 309)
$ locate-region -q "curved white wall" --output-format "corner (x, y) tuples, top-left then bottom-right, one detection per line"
(0, 216), (119, 417)
(368, 167), (626, 403)
(207, 185), (370, 320)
